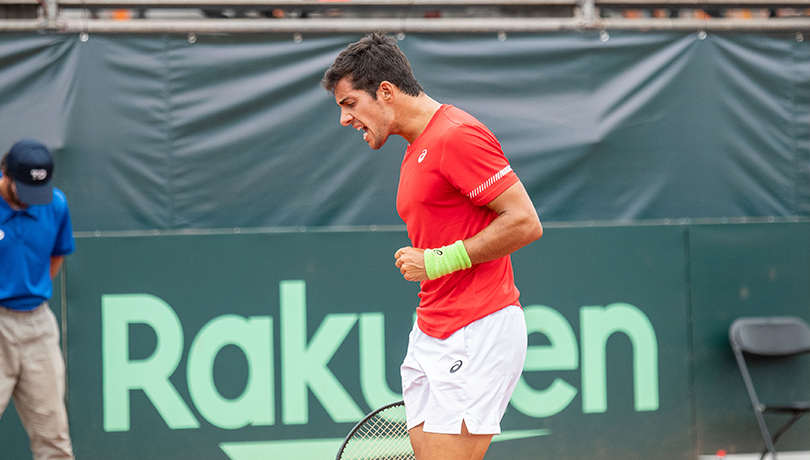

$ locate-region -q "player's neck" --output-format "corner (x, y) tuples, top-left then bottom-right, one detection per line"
(396, 94), (442, 145)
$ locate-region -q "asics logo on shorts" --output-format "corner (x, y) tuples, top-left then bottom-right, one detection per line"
(450, 360), (463, 373)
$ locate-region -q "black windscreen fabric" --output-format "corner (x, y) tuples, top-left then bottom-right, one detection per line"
(0, 32), (807, 231)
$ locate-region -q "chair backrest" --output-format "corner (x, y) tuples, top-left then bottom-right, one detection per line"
(730, 317), (810, 357)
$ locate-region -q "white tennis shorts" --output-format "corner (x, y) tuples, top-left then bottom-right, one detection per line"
(400, 304), (527, 435)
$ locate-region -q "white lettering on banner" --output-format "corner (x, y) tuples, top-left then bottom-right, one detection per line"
(100, 281), (659, 459)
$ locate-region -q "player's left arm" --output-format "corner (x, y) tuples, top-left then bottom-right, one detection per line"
(463, 180), (542, 264)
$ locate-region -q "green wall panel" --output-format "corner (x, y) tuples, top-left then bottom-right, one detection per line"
(690, 223), (810, 455)
(57, 225), (694, 460)
(2, 223), (809, 459)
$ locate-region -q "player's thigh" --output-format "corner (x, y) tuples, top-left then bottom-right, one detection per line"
(409, 421), (493, 460)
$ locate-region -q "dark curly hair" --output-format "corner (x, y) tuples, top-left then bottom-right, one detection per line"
(322, 32), (423, 99)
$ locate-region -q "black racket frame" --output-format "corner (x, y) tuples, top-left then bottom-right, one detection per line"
(335, 400), (407, 460)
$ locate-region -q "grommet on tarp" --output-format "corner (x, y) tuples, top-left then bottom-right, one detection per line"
(497, 31), (507, 41)
(188, 33), (197, 44)
(396, 32), (406, 41)
(79, 32), (89, 42)
(796, 32), (804, 42)
(293, 32), (303, 43)
(599, 30), (609, 42)
(697, 30), (707, 40)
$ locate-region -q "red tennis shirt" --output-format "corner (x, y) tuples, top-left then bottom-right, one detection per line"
(396, 104), (521, 339)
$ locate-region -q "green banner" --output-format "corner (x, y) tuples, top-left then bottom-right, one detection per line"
(70, 226), (687, 459)
(2, 223), (809, 459)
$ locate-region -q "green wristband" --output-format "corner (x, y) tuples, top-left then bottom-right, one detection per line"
(423, 240), (472, 280)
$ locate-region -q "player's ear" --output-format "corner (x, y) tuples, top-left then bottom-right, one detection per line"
(378, 81), (395, 102)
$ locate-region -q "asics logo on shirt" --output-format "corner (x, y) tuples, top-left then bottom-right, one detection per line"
(450, 360), (463, 373)
(418, 149), (428, 163)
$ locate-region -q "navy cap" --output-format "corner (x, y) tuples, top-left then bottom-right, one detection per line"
(7, 140), (54, 206)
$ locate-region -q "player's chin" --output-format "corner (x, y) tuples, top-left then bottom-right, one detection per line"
(367, 134), (388, 150)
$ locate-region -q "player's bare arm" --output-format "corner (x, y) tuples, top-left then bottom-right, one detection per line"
(464, 180), (542, 264)
(395, 181), (542, 281)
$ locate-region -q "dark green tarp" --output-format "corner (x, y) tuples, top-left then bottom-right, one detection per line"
(0, 32), (808, 231)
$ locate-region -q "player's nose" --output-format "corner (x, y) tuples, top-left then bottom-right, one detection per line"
(340, 110), (353, 126)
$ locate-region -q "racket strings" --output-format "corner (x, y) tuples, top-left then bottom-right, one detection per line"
(341, 405), (415, 460)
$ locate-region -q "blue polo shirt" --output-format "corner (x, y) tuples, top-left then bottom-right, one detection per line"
(0, 173), (75, 311)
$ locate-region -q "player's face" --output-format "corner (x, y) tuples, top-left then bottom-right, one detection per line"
(334, 78), (393, 150)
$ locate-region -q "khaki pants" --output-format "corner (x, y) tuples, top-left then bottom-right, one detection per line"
(0, 303), (74, 460)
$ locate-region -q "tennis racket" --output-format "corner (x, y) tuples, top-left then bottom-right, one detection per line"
(335, 400), (415, 460)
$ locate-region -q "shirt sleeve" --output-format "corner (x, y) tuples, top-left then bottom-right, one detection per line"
(53, 190), (76, 256)
(441, 123), (519, 207)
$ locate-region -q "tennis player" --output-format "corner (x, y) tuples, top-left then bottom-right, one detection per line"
(322, 32), (542, 460)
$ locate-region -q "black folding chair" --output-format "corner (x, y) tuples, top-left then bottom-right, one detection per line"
(729, 316), (810, 460)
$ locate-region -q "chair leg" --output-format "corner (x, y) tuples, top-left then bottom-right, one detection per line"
(770, 412), (805, 446)
(759, 447), (776, 460)
(753, 409), (777, 460)
(757, 412), (807, 460)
